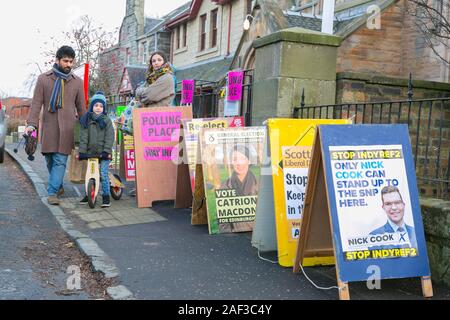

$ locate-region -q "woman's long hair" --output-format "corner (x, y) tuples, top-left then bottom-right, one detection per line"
(147, 51), (168, 74)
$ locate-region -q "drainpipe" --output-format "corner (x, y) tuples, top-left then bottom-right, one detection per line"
(227, 2), (233, 56)
(170, 31), (174, 62)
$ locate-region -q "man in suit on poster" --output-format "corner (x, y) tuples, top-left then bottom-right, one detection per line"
(370, 186), (417, 250)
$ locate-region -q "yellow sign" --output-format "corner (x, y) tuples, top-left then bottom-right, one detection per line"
(268, 118), (350, 267)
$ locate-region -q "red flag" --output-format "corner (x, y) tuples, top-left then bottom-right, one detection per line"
(84, 63), (89, 107)
(73, 63), (90, 108)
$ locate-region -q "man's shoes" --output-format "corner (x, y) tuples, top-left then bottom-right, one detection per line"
(129, 188), (136, 197)
(101, 195), (111, 208)
(47, 195), (60, 205)
(79, 196), (89, 204)
(57, 187), (65, 198)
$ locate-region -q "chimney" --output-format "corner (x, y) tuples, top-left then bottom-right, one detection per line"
(321, 0), (335, 35)
(126, 0), (145, 35)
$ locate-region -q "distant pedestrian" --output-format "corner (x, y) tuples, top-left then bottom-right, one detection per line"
(25, 45), (86, 205)
(78, 92), (115, 208)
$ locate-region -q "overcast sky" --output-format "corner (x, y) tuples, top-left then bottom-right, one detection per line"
(0, 0), (189, 98)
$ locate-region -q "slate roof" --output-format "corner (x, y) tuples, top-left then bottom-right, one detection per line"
(285, 14), (360, 35)
(284, 0), (396, 38)
(122, 65), (148, 92)
(144, 18), (164, 34)
(144, 1), (192, 35)
(174, 57), (234, 90)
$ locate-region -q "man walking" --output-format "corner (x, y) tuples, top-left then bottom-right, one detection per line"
(25, 46), (86, 205)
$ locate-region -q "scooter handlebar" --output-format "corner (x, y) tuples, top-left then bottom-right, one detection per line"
(77, 153), (112, 160)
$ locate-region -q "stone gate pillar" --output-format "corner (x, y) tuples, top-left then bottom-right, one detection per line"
(252, 27), (342, 125)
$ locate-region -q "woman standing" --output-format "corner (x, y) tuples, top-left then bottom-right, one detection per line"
(135, 51), (175, 107)
(123, 52), (175, 196)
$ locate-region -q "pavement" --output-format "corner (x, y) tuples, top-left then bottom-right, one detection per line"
(5, 143), (450, 300)
(0, 155), (103, 299)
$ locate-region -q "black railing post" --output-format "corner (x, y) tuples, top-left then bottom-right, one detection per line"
(407, 73), (413, 127)
(292, 88), (305, 118)
(245, 73), (253, 126)
(408, 73), (414, 101)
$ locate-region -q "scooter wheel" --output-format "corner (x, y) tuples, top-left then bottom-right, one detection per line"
(87, 178), (96, 208)
(110, 174), (123, 200)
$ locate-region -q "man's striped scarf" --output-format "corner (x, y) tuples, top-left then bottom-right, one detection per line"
(49, 64), (71, 113)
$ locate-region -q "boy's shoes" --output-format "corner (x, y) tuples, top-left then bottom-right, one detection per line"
(57, 186), (65, 198)
(47, 195), (60, 205)
(101, 195), (111, 208)
(79, 196), (89, 204)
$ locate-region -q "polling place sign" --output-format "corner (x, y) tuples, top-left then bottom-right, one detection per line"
(132, 106), (192, 208)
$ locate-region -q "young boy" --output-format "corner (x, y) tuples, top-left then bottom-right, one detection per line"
(78, 92), (115, 207)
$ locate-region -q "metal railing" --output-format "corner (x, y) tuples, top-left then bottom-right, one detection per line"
(105, 94), (134, 116)
(174, 79), (219, 118)
(174, 69), (254, 124)
(294, 89), (450, 200)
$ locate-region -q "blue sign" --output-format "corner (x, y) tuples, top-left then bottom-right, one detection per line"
(319, 124), (431, 282)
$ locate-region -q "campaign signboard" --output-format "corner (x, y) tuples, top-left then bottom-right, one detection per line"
(132, 106), (192, 208)
(183, 117), (245, 192)
(294, 124), (432, 300)
(252, 119), (350, 267)
(196, 127), (265, 234)
(181, 80), (194, 105)
(123, 135), (135, 181)
(227, 71), (243, 101)
(116, 105), (127, 144)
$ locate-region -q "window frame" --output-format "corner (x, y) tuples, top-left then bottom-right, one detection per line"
(246, 0), (252, 15)
(126, 47), (131, 65)
(199, 14), (207, 51)
(176, 26), (181, 50)
(210, 9), (218, 48)
(183, 23), (187, 48)
(142, 41), (148, 64)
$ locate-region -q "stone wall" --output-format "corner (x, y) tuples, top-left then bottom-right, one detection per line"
(336, 72), (450, 103)
(335, 72), (450, 199)
(252, 27), (342, 125)
(421, 198), (450, 288)
(337, 0), (450, 84)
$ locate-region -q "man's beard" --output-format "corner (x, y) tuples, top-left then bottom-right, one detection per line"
(61, 66), (72, 74)
(56, 64), (72, 74)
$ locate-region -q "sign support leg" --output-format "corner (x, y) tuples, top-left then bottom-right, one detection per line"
(421, 276), (433, 298)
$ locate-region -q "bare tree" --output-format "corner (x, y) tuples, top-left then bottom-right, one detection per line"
(26, 15), (118, 95)
(409, 0), (450, 65)
(0, 89), (11, 100)
(63, 15), (118, 94)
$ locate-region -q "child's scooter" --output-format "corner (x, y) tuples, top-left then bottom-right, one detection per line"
(78, 154), (125, 208)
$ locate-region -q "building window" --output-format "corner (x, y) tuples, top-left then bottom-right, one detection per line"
(210, 9), (218, 48)
(200, 14), (207, 51)
(246, 0), (252, 15)
(126, 48), (131, 65)
(142, 41), (148, 64)
(176, 26), (181, 50)
(183, 23), (187, 48)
